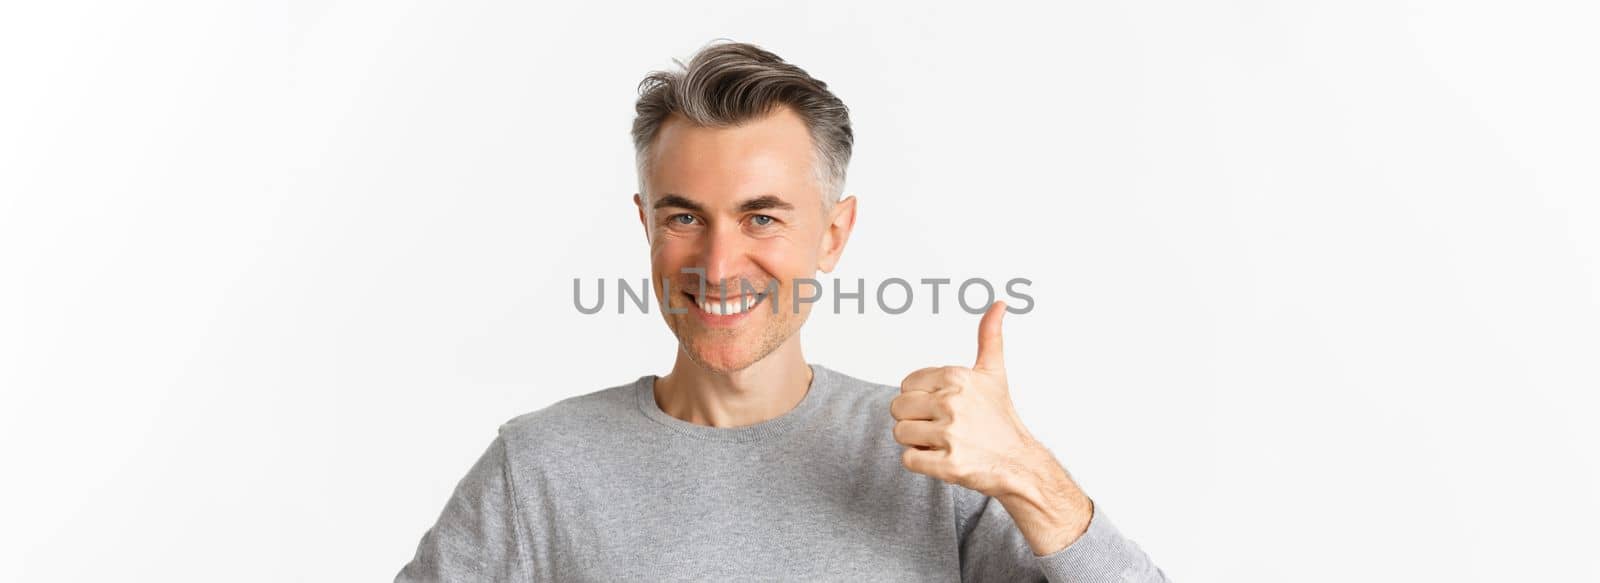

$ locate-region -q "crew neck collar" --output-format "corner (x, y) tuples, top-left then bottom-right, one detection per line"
(635, 364), (833, 443)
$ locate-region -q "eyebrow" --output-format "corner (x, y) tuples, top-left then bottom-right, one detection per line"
(653, 194), (795, 214)
(736, 195), (795, 213)
(653, 194), (705, 213)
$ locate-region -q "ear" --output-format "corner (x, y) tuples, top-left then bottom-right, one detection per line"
(816, 195), (858, 273)
(634, 193), (649, 241)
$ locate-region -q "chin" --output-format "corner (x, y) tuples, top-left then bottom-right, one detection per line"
(669, 315), (801, 374)
(684, 340), (760, 374)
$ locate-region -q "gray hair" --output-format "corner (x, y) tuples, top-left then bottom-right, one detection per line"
(631, 40), (854, 209)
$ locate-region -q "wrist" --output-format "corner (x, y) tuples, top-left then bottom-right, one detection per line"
(994, 442), (1094, 554)
(993, 439), (1066, 499)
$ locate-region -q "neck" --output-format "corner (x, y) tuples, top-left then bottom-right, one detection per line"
(653, 335), (814, 428)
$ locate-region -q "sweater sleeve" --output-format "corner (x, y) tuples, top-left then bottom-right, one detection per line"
(957, 487), (1168, 582)
(395, 434), (535, 583)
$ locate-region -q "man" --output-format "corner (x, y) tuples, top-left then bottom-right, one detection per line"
(397, 41), (1167, 582)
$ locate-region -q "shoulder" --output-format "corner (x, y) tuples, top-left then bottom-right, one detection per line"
(815, 363), (899, 393)
(493, 376), (644, 453)
(811, 364), (903, 423)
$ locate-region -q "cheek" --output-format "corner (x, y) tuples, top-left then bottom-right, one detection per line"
(748, 237), (816, 280)
(650, 237), (695, 267)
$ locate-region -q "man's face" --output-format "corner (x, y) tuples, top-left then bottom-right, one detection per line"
(635, 106), (854, 374)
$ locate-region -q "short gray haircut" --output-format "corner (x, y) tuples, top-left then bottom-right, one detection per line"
(631, 40), (854, 209)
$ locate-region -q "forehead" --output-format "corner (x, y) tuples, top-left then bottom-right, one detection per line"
(647, 106), (820, 207)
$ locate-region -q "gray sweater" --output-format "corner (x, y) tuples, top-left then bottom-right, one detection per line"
(396, 364), (1167, 582)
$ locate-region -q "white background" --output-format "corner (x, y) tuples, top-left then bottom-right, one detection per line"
(2, 1), (1596, 581)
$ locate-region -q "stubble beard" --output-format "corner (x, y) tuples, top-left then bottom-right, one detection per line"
(671, 310), (798, 374)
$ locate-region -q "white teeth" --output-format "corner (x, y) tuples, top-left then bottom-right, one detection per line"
(697, 294), (765, 316)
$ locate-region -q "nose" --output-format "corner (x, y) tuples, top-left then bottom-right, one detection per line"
(699, 222), (749, 294)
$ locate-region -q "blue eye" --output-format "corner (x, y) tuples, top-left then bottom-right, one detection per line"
(751, 215), (774, 226)
(671, 214), (696, 225)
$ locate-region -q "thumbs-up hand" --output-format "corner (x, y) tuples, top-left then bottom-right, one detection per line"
(892, 301), (1045, 497)
(892, 301), (1095, 555)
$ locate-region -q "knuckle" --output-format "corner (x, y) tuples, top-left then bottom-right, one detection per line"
(899, 372), (925, 392)
(946, 455), (974, 481)
(902, 367), (936, 385)
(951, 465), (973, 482)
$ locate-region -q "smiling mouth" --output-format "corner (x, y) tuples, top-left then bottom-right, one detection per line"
(684, 291), (770, 316)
